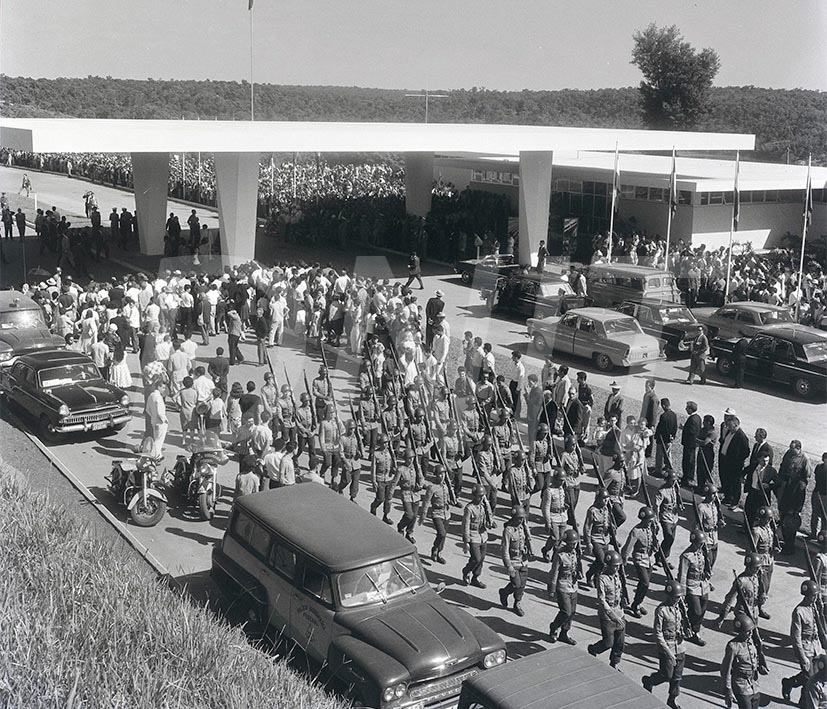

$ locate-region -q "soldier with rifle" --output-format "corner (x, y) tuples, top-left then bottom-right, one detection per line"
(276, 383), (297, 446)
(655, 470), (682, 566)
(441, 420), (464, 503)
(409, 407), (431, 478)
(294, 391), (317, 471)
(318, 405), (343, 489)
(460, 396), (483, 458)
(508, 449), (532, 512)
(419, 464), (452, 564)
(696, 483), (725, 572)
(380, 393), (406, 448)
(547, 528), (582, 646)
(642, 581), (687, 709)
(338, 418), (362, 502)
(530, 422), (553, 496)
(462, 484), (493, 588)
(475, 435), (500, 516)
(369, 434), (396, 524)
(583, 488), (613, 587)
(752, 505), (779, 613)
(721, 614), (763, 709)
(311, 365), (332, 424)
(490, 411), (514, 463)
(357, 386), (381, 467)
(394, 448), (423, 544)
(622, 506), (659, 619)
(560, 436), (583, 528)
(782, 580), (826, 703)
(588, 549), (627, 670)
(677, 529), (712, 645)
(499, 504), (533, 617)
(431, 385), (451, 438)
(540, 468), (569, 561)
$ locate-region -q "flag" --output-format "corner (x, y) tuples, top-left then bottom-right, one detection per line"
(668, 148), (678, 218)
(611, 145), (620, 212)
(248, 0), (253, 9)
(804, 155), (813, 227)
(732, 151), (740, 232)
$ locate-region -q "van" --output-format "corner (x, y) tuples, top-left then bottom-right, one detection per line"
(585, 264), (682, 308)
(211, 484), (506, 709)
(0, 290), (64, 366)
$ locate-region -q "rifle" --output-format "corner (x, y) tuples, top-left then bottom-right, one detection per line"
(431, 437), (458, 506)
(319, 344), (346, 458)
(640, 478), (662, 543)
(469, 453), (496, 529)
(656, 545), (696, 640)
(348, 396), (365, 458)
(731, 569), (768, 672)
(691, 492), (713, 579)
(263, 348), (280, 390)
(474, 397), (504, 472)
(804, 539), (827, 648)
(522, 517), (534, 560)
(542, 396), (562, 467)
(302, 370), (317, 429)
(756, 474), (781, 551)
(592, 462), (630, 606)
(744, 512), (758, 554)
(282, 363), (300, 429)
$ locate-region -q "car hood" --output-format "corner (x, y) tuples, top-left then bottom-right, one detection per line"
(45, 382), (125, 411)
(0, 327), (63, 353)
(338, 594), (482, 679)
(691, 307), (719, 321)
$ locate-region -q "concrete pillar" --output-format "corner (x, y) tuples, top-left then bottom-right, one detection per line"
(518, 150), (553, 267)
(131, 152), (170, 255)
(215, 152), (260, 263)
(404, 152), (434, 217)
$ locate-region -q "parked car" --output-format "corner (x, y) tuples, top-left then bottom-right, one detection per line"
(211, 484), (506, 709)
(455, 253), (521, 286)
(527, 307), (664, 371)
(457, 646), (666, 709)
(711, 326), (827, 399)
(0, 290), (65, 367)
(585, 264), (681, 307)
(616, 298), (700, 355)
(693, 302), (794, 340)
(480, 272), (589, 319)
(0, 350), (131, 441)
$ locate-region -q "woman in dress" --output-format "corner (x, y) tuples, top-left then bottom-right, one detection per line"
(78, 309), (98, 354)
(696, 414), (718, 491)
(109, 342), (133, 389)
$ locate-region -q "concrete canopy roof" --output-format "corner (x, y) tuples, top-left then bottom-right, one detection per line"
(0, 118), (754, 155)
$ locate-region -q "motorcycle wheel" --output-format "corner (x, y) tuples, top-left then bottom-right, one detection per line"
(198, 486), (218, 521)
(130, 495), (167, 527)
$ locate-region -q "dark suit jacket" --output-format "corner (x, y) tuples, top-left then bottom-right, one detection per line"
(208, 356), (230, 390)
(425, 297), (444, 323)
(604, 393), (624, 421)
(563, 399), (584, 436)
(681, 413), (702, 448)
(655, 410), (678, 443)
(748, 440), (774, 467)
(718, 428), (751, 475)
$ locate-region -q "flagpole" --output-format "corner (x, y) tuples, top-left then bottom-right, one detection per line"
(607, 142), (618, 262)
(664, 147), (676, 270)
(724, 151), (739, 302)
(249, 1), (255, 121)
(795, 155), (812, 322)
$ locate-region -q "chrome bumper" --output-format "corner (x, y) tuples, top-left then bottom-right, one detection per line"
(55, 412), (131, 434)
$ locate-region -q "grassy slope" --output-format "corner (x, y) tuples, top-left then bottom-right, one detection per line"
(0, 463), (347, 709)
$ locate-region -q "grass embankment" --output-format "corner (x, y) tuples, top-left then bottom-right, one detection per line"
(0, 463), (347, 709)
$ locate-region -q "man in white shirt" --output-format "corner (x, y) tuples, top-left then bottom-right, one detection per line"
(508, 350), (526, 419)
(180, 332), (198, 364)
(268, 289), (289, 346)
(192, 366), (215, 404)
(432, 325), (450, 380)
(263, 446), (285, 488)
(333, 269), (351, 295)
(146, 381), (169, 458)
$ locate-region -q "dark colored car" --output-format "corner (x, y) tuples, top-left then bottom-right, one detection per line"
(711, 326), (827, 399)
(616, 298), (700, 355)
(693, 302), (794, 340)
(457, 646), (666, 709)
(0, 289), (65, 367)
(211, 484), (506, 709)
(455, 254), (521, 286)
(0, 350), (131, 440)
(480, 272), (589, 319)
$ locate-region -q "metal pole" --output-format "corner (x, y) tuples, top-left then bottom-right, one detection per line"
(182, 154), (186, 201)
(795, 155), (812, 322)
(249, 4), (255, 121)
(724, 151), (739, 302)
(607, 142), (618, 262)
(664, 147), (675, 270)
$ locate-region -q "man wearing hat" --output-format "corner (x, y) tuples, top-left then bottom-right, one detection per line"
(499, 504), (532, 617)
(685, 324), (709, 385)
(462, 485), (492, 588)
(782, 581), (824, 703)
(604, 381), (624, 422)
(425, 289), (445, 350)
(588, 549), (626, 669)
(642, 581), (687, 708)
(721, 614), (763, 709)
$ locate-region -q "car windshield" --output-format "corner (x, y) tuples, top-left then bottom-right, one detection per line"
(336, 554), (427, 608)
(759, 309), (793, 325)
(540, 283), (574, 298)
(658, 306), (695, 325)
(802, 341), (827, 362)
(38, 363), (102, 387)
(603, 317), (643, 335)
(0, 309), (46, 330)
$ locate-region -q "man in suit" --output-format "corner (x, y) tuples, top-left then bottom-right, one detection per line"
(654, 398), (678, 476)
(719, 416), (751, 510)
(743, 451), (779, 527)
(748, 428), (773, 467)
(732, 336), (749, 388)
(525, 374), (544, 448)
(640, 378), (659, 459)
(226, 307), (245, 366)
(207, 347), (230, 398)
(604, 381), (624, 422)
(424, 289), (445, 351)
(680, 401), (702, 488)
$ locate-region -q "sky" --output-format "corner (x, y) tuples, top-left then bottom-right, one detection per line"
(1, 0), (825, 92)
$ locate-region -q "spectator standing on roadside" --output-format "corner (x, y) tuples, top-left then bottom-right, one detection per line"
(404, 251), (424, 290)
(226, 307), (245, 365)
(686, 325), (709, 385)
(146, 380), (169, 458)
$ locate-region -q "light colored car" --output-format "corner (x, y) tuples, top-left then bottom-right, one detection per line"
(692, 302), (793, 340)
(527, 307), (665, 371)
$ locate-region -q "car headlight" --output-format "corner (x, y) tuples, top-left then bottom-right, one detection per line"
(483, 649), (506, 668)
(382, 683), (407, 702)
(58, 404), (70, 417)
(120, 394), (130, 408)
(0, 350), (11, 362)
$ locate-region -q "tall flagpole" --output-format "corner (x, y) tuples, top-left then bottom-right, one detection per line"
(249, 0), (255, 120)
(664, 147), (676, 270)
(795, 155), (813, 322)
(607, 142), (619, 262)
(724, 151), (740, 302)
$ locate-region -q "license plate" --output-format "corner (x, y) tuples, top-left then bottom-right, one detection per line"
(90, 420), (110, 431)
(641, 352), (648, 358)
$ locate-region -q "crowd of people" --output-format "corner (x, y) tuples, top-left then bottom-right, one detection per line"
(15, 249), (827, 709)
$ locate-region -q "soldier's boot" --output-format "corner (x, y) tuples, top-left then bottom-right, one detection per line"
(498, 587), (509, 609)
(548, 625), (559, 642)
(666, 698), (681, 709)
(587, 643), (599, 657)
(781, 677), (792, 702)
(513, 601), (525, 617)
(558, 631), (576, 646)
(641, 676), (653, 693)
(470, 577), (486, 589)
(758, 607), (771, 620)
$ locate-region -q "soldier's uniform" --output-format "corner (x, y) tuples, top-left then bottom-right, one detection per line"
(442, 432), (464, 499)
(338, 430), (361, 500)
(369, 448), (395, 521)
(508, 463), (531, 510)
(312, 375), (332, 423)
(583, 503), (611, 584)
(432, 398), (450, 437)
(697, 498), (723, 570)
(678, 546), (712, 637)
(420, 478), (452, 560)
(409, 419), (430, 474)
(541, 483), (568, 557)
(295, 404), (316, 469)
(462, 499), (490, 584)
(753, 522), (776, 596)
(276, 394), (296, 445)
(721, 571), (765, 622)
(318, 418), (342, 488)
(722, 635), (761, 709)
(531, 436), (553, 490)
(644, 602), (686, 705)
(475, 448), (500, 515)
(359, 396), (381, 455)
(381, 403), (405, 446)
(783, 597), (824, 701)
(560, 448), (582, 528)
(461, 407), (482, 454)
(500, 520), (532, 613)
(548, 545), (580, 642)
(622, 522), (658, 614)
(492, 422), (513, 458)
(656, 484), (680, 559)
(590, 567), (626, 667)
(395, 461), (422, 538)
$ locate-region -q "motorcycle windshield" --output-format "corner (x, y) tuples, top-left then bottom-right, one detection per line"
(191, 431), (226, 457)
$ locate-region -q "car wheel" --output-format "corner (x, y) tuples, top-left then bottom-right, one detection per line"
(793, 377), (813, 399)
(717, 357), (734, 377)
(593, 353), (613, 372)
(38, 415), (59, 443)
(532, 334), (548, 353)
(460, 271), (471, 285)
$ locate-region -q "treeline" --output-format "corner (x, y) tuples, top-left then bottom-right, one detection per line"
(1, 75), (825, 163)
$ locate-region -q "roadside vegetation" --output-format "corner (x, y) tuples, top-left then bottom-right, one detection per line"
(0, 463), (346, 709)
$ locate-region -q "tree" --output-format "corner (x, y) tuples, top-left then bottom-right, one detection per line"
(631, 23), (720, 130)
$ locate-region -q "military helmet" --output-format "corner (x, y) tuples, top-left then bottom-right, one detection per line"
(512, 449), (525, 461)
(814, 654), (827, 673)
(376, 433), (388, 444)
(757, 506), (772, 521)
(403, 447), (415, 459)
(595, 489), (610, 502)
(414, 407), (425, 418)
(552, 467), (564, 480)
(663, 471), (677, 485)
(511, 505), (527, 519)
(538, 422), (549, 432)
(489, 411), (500, 423)
(665, 581), (684, 597)
(819, 533), (827, 549)
(689, 529), (707, 545)
(638, 506), (655, 522)
(733, 613), (755, 634)
(743, 553), (760, 568)
(385, 394), (396, 404)
(604, 550), (622, 567)
(802, 580), (819, 597)
(482, 434), (493, 445)
(703, 483), (718, 497)
(563, 529), (580, 545)
(472, 484), (486, 498)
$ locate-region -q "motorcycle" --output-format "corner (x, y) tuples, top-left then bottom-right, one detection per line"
(172, 431), (228, 520)
(108, 454), (171, 527)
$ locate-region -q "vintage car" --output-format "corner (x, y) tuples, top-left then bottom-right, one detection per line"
(585, 264), (682, 307)
(616, 298), (700, 355)
(211, 485), (506, 709)
(454, 253), (521, 286)
(479, 272), (589, 319)
(711, 326), (827, 399)
(0, 350), (131, 441)
(0, 290), (65, 367)
(693, 301), (794, 340)
(527, 307), (664, 371)
(457, 646), (666, 709)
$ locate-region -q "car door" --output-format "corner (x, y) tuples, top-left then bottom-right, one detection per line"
(770, 338), (796, 384)
(745, 335), (774, 378)
(9, 363), (40, 416)
(736, 311), (759, 337)
(290, 558), (335, 663)
(262, 539), (297, 636)
(518, 279), (538, 317)
(554, 313), (579, 354)
(711, 307), (738, 338)
(573, 316), (597, 358)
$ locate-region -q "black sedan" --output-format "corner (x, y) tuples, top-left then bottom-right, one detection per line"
(481, 272), (588, 319)
(616, 298), (700, 355)
(711, 326), (827, 399)
(454, 253), (521, 286)
(0, 350), (131, 441)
